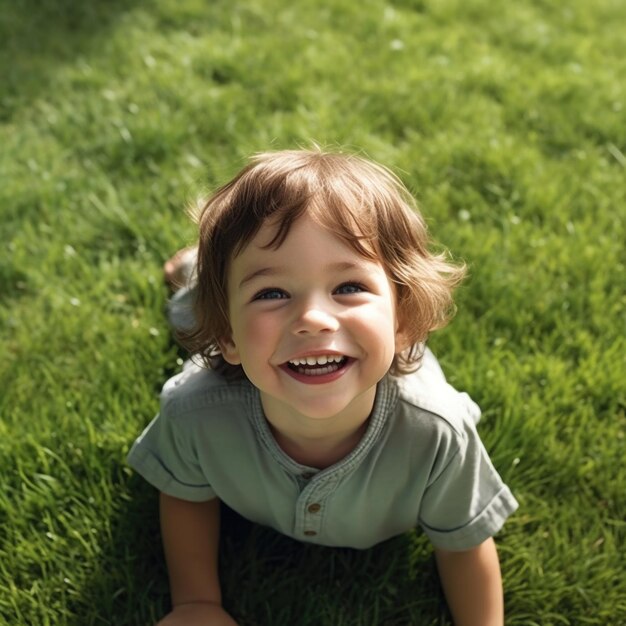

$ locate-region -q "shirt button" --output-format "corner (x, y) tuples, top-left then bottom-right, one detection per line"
(304, 530), (317, 536)
(307, 503), (321, 513)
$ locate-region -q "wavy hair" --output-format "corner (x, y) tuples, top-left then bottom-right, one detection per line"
(180, 148), (465, 378)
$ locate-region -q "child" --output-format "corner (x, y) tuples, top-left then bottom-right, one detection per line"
(128, 148), (518, 626)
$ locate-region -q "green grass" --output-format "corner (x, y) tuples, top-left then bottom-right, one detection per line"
(1, 0), (625, 624)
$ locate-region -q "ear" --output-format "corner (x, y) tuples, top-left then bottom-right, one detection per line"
(394, 328), (412, 354)
(394, 314), (412, 354)
(218, 334), (241, 365)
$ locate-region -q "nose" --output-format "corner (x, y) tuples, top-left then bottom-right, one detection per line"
(291, 299), (340, 335)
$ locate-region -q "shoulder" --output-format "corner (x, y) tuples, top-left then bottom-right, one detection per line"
(390, 364), (481, 441)
(386, 365), (495, 489)
(377, 369), (485, 488)
(160, 360), (255, 418)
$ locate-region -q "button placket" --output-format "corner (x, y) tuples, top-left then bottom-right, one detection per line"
(295, 477), (333, 539)
(295, 470), (318, 492)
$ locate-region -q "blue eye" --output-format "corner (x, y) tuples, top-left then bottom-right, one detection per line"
(335, 282), (366, 295)
(253, 288), (288, 300)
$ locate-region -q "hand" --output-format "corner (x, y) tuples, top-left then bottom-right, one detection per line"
(156, 602), (239, 626)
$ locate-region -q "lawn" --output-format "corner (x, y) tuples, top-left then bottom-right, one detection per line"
(1, 0), (624, 624)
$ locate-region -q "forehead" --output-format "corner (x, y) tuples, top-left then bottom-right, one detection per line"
(232, 206), (377, 263)
(234, 213), (350, 259)
(228, 213), (382, 283)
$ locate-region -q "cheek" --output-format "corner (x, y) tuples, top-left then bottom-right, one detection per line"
(232, 311), (279, 350)
(349, 304), (398, 346)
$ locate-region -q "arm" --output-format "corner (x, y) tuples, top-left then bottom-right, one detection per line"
(434, 537), (504, 626)
(157, 493), (238, 626)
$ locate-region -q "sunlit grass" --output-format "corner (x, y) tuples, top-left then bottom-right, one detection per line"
(1, 0), (624, 624)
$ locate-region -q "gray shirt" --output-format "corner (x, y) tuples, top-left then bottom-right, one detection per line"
(128, 351), (518, 551)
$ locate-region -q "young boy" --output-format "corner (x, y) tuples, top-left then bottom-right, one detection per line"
(128, 149), (518, 626)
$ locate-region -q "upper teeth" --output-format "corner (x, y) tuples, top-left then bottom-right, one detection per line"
(289, 355), (344, 366)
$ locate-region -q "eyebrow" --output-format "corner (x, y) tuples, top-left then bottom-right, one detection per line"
(238, 261), (364, 289)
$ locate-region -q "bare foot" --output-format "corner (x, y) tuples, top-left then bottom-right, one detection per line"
(163, 246), (197, 291)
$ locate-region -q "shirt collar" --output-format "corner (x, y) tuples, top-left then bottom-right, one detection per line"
(249, 376), (399, 479)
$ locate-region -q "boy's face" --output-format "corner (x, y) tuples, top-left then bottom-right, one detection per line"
(222, 213), (407, 424)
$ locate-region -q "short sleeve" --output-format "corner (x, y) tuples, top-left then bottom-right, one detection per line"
(127, 406), (216, 502)
(418, 421), (518, 551)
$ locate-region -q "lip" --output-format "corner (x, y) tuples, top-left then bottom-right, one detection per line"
(279, 357), (354, 385)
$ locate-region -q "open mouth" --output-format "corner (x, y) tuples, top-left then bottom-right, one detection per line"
(286, 354), (350, 377)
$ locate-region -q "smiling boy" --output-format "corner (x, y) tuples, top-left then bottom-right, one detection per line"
(128, 148), (518, 626)
(222, 213), (402, 468)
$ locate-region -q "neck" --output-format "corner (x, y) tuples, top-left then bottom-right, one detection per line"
(269, 419), (369, 469)
(260, 386), (377, 469)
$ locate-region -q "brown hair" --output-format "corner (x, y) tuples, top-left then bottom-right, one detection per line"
(181, 148), (465, 378)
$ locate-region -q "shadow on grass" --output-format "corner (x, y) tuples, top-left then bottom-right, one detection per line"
(65, 472), (169, 626)
(218, 507), (448, 626)
(73, 470), (449, 626)
(0, 0), (147, 121)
